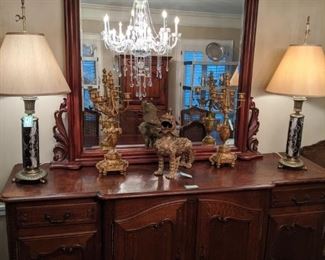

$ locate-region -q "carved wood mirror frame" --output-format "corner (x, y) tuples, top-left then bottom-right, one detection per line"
(52, 0), (261, 169)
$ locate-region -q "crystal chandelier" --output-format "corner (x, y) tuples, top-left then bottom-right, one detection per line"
(102, 0), (181, 99)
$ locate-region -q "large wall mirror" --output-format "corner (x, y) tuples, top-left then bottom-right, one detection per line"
(52, 0), (260, 168)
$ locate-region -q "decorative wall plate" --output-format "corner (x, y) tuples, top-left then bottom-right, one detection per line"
(206, 42), (225, 62)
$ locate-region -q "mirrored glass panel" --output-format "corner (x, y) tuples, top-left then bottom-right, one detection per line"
(80, 0), (245, 148)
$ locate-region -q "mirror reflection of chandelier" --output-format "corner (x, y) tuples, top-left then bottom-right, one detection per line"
(102, 0), (181, 99)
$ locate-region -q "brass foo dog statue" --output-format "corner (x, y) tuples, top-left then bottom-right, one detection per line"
(154, 112), (194, 180)
(89, 70), (130, 175)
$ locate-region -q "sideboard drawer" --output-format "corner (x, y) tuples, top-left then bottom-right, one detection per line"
(271, 184), (325, 208)
(16, 202), (97, 228)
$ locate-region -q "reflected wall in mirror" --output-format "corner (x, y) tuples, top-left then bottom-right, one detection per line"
(51, 0), (260, 168)
(80, 0), (244, 148)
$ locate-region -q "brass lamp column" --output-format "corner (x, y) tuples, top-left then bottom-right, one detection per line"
(266, 17), (325, 169)
(0, 0), (70, 183)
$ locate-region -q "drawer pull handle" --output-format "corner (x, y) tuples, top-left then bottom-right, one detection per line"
(291, 195), (311, 206)
(44, 212), (71, 224)
(216, 216), (230, 223)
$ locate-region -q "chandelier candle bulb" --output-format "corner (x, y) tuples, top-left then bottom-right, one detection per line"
(162, 10), (167, 28)
(119, 22), (122, 36)
(104, 15), (109, 32)
(175, 16), (179, 35)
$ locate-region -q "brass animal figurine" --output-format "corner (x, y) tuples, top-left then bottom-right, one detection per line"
(138, 101), (161, 148)
(154, 112), (194, 179)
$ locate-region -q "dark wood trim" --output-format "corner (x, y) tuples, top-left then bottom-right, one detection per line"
(52, 0), (261, 168)
(238, 97), (263, 160)
(236, 0), (259, 153)
(64, 0), (82, 165)
(52, 98), (69, 163)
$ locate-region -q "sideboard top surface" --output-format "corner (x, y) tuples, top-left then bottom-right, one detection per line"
(1, 153), (325, 202)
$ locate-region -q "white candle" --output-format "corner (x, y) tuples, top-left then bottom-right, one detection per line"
(104, 14), (109, 32)
(174, 16), (179, 35)
(119, 22), (122, 36)
(162, 10), (167, 28)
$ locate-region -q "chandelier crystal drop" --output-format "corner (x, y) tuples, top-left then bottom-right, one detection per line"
(102, 0), (181, 99)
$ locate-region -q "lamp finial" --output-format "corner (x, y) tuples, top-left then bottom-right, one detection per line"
(15, 0), (27, 32)
(304, 16), (310, 44)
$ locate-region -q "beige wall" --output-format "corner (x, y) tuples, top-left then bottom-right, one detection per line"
(252, 0), (325, 153)
(1, 0), (325, 259)
(0, 1), (65, 258)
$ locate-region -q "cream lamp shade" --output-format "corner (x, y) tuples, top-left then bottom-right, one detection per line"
(0, 32), (70, 96)
(266, 45), (325, 97)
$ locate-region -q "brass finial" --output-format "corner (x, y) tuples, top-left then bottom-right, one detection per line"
(15, 0), (27, 32)
(304, 16), (310, 44)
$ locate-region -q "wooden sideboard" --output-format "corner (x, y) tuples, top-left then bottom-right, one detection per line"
(1, 153), (325, 260)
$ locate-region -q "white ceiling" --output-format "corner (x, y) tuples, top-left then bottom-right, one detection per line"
(81, 0), (244, 14)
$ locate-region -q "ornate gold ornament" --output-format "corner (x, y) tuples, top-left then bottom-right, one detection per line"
(89, 69), (130, 175)
(209, 73), (245, 168)
(154, 111), (194, 179)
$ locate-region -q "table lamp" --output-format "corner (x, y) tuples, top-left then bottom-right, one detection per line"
(266, 17), (325, 169)
(0, 0), (70, 183)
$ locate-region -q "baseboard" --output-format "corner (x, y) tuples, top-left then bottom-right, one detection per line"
(0, 203), (6, 216)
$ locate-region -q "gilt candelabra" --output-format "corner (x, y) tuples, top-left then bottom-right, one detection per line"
(209, 73), (245, 168)
(201, 73), (219, 145)
(89, 69), (130, 175)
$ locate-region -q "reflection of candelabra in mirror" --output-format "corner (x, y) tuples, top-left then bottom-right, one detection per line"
(201, 73), (219, 145)
(89, 69), (131, 175)
(209, 73), (245, 168)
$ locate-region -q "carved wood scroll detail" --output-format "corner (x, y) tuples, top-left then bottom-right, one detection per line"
(247, 97), (260, 152)
(53, 98), (69, 162)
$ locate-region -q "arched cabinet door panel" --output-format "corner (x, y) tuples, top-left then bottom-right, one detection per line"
(111, 197), (195, 260)
(196, 197), (265, 260)
(266, 210), (325, 260)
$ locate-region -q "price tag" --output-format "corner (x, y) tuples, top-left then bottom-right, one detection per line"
(184, 185), (199, 190)
(23, 115), (34, 128)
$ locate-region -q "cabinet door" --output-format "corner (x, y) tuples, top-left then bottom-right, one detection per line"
(196, 197), (264, 260)
(266, 210), (325, 260)
(112, 198), (194, 260)
(17, 231), (98, 260)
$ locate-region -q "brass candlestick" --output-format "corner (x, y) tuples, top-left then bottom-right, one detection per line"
(209, 73), (245, 168)
(89, 69), (130, 175)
